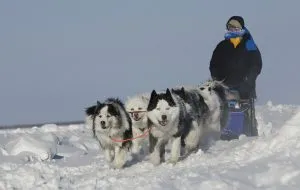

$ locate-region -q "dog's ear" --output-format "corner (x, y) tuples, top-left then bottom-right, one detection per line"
(170, 88), (177, 94)
(166, 88), (176, 106)
(179, 87), (186, 100)
(96, 101), (103, 111)
(171, 87), (186, 100)
(85, 105), (97, 116)
(180, 87), (185, 95)
(166, 88), (171, 96)
(148, 90), (158, 111)
(149, 90), (157, 101)
(107, 104), (120, 116)
(141, 95), (149, 102)
(85, 101), (104, 116)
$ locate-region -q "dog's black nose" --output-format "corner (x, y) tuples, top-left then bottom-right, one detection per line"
(134, 112), (139, 118)
(161, 115), (167, 121)
(101, 121), (106, 125)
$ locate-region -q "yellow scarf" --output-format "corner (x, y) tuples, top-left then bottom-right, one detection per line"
(230, 37), (242, 48)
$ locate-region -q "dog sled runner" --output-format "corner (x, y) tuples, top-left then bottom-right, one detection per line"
(221, 89), (258, 140)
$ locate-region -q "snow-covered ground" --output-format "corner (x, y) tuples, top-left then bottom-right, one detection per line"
(0, 101), (300, 190)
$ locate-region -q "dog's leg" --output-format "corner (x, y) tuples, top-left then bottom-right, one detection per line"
(210, 122), (222, 142)
(131, 137), (143, 161)
(205, 120), (221, 148)
(169, 136), (181, 164)
(132, 142), (139, 154)
(104, 148), (113, 163)
(113, 146), (127, 169)
(208, 109), (222, 142)
(149, 132), (157, 154)
(184, 121), (202, 155)
(159, 141), (166, 163)
(132, 129), (142, 154)
(149, 137), (165, 165)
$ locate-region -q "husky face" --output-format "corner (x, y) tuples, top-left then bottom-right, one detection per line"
(96, 105), (120, 131)
(86, 102), (120, 133)
(199, 85), (212, 101)
(147, 89), (179, 130)
(125, 95), (149, 123)
(125, 95), (150, 156)
(199, 80), (225, 110)
(199, 79), (228, 102)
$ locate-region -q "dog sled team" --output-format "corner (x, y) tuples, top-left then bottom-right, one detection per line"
(85, 15), (262, 169)
(85, 80), (229, 169)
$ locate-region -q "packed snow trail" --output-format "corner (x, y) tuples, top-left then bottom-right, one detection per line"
(0, 102), (300, 189)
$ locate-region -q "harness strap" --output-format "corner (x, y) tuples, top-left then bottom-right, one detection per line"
(110, 127), (152, 143)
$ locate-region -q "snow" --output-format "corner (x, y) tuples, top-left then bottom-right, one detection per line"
(1, 101), (300, 189)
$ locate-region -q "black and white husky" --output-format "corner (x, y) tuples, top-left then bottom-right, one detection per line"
(85, 98), (132, 169)
(125, 94), (150, 155)
(171, 86), (210, 149)
(171, 86), (209, 128)
(147, 88), (201, 165)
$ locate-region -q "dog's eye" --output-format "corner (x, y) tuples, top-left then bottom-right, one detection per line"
(138, 107), (142, 110)
(99, 115), (102, 118)
(107, 115), (111, 118)
(131, 108), (134, 111)
(156, 108), (160, 111)
(166, 107), (170, 110)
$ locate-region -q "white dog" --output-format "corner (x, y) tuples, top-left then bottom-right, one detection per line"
(125, 94), (150, 156)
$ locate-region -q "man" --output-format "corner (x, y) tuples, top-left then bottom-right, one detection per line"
(209, 16), (262, 137)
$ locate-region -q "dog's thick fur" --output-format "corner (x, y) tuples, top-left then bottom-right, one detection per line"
(171, 86), (210, 151)
(198, 79), (229, 142)
(85, 98), (132, 169)
(147, 88), (202, 165)
(125, 94), (150, 155)
(171, 87), (209, 127)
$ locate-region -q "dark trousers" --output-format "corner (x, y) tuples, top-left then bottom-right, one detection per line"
(244, 98), (258, 136)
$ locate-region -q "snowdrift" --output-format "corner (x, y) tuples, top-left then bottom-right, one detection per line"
(0, 101), (300, 189)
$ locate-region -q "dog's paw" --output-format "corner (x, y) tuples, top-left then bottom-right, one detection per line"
(150, 152), (161, 166)
(106, 157), (114, 163)
(107, 163), (122, 170)
(104, 149), (114, 163)
(167, 159), (178, 166)
(112, 161), (125, 169)
(131, 146), (141, 155)
(113, 156), (126, 169)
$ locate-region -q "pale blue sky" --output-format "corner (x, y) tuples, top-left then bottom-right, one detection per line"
(0, 1), (299, 125)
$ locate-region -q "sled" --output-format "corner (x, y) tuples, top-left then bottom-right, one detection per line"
(220, 89), (258, 140)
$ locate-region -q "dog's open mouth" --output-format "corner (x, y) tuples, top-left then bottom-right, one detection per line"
(158, 120), (168, 126)
(133, 117), (142, 121)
